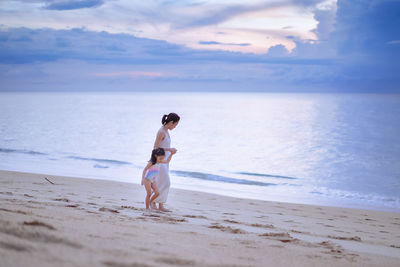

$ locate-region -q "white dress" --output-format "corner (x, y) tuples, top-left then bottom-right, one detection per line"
(154, 130), (171, 204)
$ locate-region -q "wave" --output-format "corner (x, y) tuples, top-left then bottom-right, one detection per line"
(308, 186), (400, 210)
(236, 171), (299, 180)
(66, 156), (132, 165)
(0, 147), (47, 156)
(93, 164), (109, 169)
(171, 170), (276, 187)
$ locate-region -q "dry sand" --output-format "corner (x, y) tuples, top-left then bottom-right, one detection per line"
(0, 170), (399, 267)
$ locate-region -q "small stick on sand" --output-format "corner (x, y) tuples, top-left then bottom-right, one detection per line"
(44, 177), (55, 185)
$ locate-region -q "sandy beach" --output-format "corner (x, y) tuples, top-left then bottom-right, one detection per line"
(0, 170), (399, 267)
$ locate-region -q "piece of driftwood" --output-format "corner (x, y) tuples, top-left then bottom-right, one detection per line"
(44, 177), (55, 185)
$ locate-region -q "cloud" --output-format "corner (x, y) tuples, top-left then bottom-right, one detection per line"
(287, 0), (400, 91)
(0, 27), (336, 66)
(91, 71), (169, 78)
(0, 0), (399, 92)
(331, 0), (400, 90)
(267, 44), (289, 57)
(199, 41), (250, 46)
(387, 40), (400, 45)
(0, 27), (190, 64)
(0, 0), (326, 54)
(43, 0), (105, 10)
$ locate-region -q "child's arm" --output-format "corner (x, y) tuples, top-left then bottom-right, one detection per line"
(160, 151), (176, 164)
(141, 161), (152, 185)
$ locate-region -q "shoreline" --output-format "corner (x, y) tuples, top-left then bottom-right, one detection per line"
(1, 170), (399, 266)
(1, 166), (398, 213)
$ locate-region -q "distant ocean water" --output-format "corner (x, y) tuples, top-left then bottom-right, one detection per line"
(1, 92), (399, 212)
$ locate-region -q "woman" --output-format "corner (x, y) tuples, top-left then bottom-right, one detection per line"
(152, 112), (180, 211)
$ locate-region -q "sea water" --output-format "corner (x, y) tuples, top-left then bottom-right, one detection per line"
(0, 92), (399, 212)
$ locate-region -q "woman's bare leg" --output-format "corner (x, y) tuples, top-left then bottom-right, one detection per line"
(158, 203), (171, 212)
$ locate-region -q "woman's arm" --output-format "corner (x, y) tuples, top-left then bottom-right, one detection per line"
(153, 131), (177, 153)
(160, 151), (176, 164)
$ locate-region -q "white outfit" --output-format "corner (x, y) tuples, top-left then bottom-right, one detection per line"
(154, 130), (171, 203)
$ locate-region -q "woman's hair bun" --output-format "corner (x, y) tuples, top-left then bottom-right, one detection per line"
(161, 114), (169, 125)
(161, 113), (180, 125)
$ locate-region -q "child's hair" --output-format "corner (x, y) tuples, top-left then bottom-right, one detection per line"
(162, 113), (180, 125)
(150, 147), (166, 165)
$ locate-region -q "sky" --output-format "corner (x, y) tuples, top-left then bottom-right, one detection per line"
(0, 0), (399, 92)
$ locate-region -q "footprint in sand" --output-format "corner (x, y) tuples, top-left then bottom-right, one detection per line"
(283, 220), (298, 224)
(22, 220), (56, 230)
(290, 230), (310, 234)
(319, 241), (359, 262)
(99, 207), (119, 213)
(224, 219), (239, 224)
(120, 205), (142, 211)
(259, 232), (298, 243)
(102, 260), (151, 267)
(182, 215), (208, 219)
(155, 257), (196, 266)
(53, 198), (70, 202)
(0, 240), (32, 252)
(208, 223), (246, 234)
(66, 204), (80, 208)
(334, 230), (345, 233)
(0, 207), (29, 215)
(250, 223), (275, 229)
(210, 243), (227, 247)
(0, 222), (82, 248)
(327, 235), (361, 242)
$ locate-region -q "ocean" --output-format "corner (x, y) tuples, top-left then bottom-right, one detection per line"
(1, 92), (399, 212)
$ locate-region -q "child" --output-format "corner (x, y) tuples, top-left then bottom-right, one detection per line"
(142, 147), (176, 210)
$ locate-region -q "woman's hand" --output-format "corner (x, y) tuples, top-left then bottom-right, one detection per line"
(170, 148), (177, 154)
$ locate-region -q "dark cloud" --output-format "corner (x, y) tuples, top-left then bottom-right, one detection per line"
(0, 27), (334, 66)
(0, 28), (187, 64)
(332, 0), (400, 91)
(43, 0), (104, 10)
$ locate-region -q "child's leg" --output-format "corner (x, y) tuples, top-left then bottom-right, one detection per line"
(143, 180), (152, 210)
(149, 183), (160, 206)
